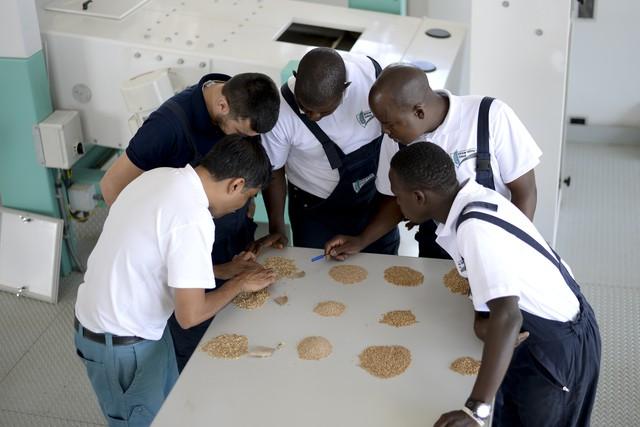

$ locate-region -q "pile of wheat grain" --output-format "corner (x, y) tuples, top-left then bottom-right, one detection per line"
(384, 266), (424, 287)
(313, 301), (346, 317)
(297, 336), (333, 360)
(443, 268), (470, 295)
(379, 310), (417, 327)
(329, 265), (368, 284)
(359, 345), (411, 378)
(450, 356), (481, 375)
(233, 288), (270, 309)
(263, 256), (304, 280)
(201, 334), (248, 359)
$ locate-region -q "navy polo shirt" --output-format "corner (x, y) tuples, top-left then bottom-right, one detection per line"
(126, 73), (230, 170)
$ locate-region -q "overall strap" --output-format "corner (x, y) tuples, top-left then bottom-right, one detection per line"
(280, 83), (344, 170)
(456, 207), (580, 296)
(367, 56), (382, 78)
(476, 97), (495, 190)
(165, 100), (202, 166)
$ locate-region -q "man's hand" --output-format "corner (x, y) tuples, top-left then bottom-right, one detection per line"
(405, 221), (419, 231)
(237, 268), (277, 293)
(246, 232), (288, 254)
(324, 235), (365, 261)
(434, 410), (478, 427)
(214, 251), (261, 280)
(474, 316), (529, 347)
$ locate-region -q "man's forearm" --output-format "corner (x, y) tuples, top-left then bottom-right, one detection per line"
(189, 280), (243, 328)
(358, 195), (403, 248)
(263, 168), (287, 233)
(469, 302), (522, 402)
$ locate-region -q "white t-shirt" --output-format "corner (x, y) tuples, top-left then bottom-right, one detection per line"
(376, 90), (542, 198)
(75, 165), (216, 340)
(436, 180), (579, 322)
(261, 53), (383, 198)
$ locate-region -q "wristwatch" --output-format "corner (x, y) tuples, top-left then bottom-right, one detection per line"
(465, 398), (491, 421)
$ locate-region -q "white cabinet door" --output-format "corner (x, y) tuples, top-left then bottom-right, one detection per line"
(0, 207), (63, 304)
(470, 0), (573, 245)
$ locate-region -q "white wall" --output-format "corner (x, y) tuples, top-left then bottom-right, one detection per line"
(0, 0), (42, 58)
(566, 1), (640, 127)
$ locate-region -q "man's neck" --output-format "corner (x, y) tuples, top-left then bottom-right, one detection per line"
(423, 91), (450, 134)
(433, 184), (462, 224)
(202, 82), (224, 125)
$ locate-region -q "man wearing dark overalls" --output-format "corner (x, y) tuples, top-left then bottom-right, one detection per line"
(255, 48), (399, 256)
(390, 142), (601, 427)
(326, 64), (540, 261)
(100, 72), (280, 371)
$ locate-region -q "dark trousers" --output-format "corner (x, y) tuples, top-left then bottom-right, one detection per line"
(416, 220), (451, 259)
(290, 211), (400, 255)
(168, 313), (214, 372)
(492, 316), (601, 426)
(288, 185), (400, 256)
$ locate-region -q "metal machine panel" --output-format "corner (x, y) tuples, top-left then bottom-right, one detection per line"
(0, 207), (63, 304)
(45, 0), (149, 20)
(37, 0), (466, 149)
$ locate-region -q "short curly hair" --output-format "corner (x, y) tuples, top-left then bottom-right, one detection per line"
(390, 142), (458, 194)
(294, 48), (346, 109)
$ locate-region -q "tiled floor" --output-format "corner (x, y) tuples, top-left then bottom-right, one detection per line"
(0, 142), (638, 426)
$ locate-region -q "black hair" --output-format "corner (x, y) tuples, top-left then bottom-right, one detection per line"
(200, 134), (272, 190)
(222, 73), (280, 133)
(294, 48), (346, 109)
(390, 142), (458, 194)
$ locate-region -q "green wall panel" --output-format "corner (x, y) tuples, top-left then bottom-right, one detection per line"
(0, 51), (71, 274)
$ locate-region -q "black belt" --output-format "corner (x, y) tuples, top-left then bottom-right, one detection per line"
(74, 317), (144, 346)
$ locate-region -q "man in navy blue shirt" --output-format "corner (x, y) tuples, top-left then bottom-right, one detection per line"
(101, 72), (280, 371)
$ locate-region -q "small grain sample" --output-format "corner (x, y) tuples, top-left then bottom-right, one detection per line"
(443, 268), (470, 295)
(359, 345), (411, 378)
(329, 265), (368, 284)
(201, 334), (248, 359)
(384, 266), (424, 287)
(273, 295), (288, 305)
(450, 356), (481, 375)
(379, 310), (417, 327)
(297, 336), (332, 360)
(233, 288), (270, 309)
(263, 256), (304, 280)
(313, 301), (346, 317)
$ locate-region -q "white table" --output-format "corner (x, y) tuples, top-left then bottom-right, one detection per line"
(153, 248), (482, 427)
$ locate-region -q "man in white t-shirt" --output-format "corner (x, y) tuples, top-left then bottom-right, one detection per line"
(325, 64), (541, 260)
(252, 47), (399, 256)
(74, 135), (276, 426)
(389, 142), (600, 427)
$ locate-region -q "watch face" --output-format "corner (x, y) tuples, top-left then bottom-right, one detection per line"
(476, 404), (491, 418)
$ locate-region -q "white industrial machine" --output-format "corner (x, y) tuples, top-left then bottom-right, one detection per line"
(36, 0), (466, 149)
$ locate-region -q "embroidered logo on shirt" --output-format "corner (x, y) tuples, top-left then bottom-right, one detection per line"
(450, 149), (477, 168)
(356, 110), (375, 128)
(352, 173), (376, 193)
(457, 257), (467, 273)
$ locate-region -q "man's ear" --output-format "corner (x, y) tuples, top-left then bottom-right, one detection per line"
(414, 189), (427, 205)
(217, 95), (231, 116)
(414, 104), (425, 120)
(227, 177), (246, 194)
